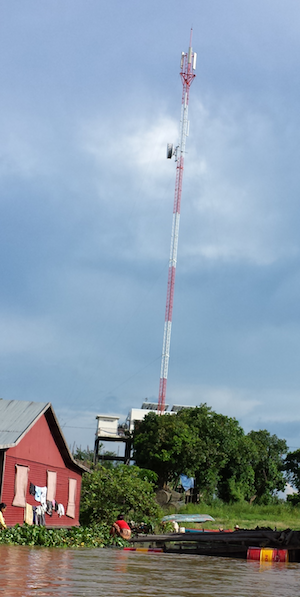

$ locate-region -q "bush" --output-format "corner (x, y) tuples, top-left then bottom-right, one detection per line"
(0, 523), (124, 548)
(79, 464), (161, 527)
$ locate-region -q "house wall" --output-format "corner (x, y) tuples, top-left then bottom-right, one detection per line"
(1, 414), (82, 527)
(0, 451), (4, 498)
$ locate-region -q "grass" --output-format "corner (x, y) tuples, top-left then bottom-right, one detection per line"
(173, 501), (300, 531)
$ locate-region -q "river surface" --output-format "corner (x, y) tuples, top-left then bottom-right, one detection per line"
(0, 545), (299, 596)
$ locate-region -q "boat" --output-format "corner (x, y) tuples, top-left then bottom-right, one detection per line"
(161, 514), (215, 524)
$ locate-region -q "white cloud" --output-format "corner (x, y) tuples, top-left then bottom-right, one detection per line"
(80, 114), (178, 195)
(168, 382), (261, 419)
(79, 93), (300, 271)
(179, 97), (300, 267)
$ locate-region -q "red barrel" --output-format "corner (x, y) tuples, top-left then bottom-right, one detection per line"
(247, 547), (288, 563)
(273, 549), (289, 562)
(247, 547), (261, 561)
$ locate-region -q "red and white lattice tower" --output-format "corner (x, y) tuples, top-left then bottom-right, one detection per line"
(158, 31), (197, 413)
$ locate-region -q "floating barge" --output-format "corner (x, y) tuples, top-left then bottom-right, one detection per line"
(129, 528), (300, 562)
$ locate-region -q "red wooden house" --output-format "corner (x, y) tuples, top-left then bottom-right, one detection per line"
(0, 399), (86, 527)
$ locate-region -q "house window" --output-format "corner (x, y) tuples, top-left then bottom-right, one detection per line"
(12, 465), (29, 507)
(66, 478), (77, 518)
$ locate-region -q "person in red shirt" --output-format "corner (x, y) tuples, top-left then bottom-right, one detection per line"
(110, 514), (132, 539)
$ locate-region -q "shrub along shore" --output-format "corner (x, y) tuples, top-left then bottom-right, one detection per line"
(0, 523), (129, 548)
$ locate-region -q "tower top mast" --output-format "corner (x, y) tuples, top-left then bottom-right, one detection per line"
(158, 31), (196, 413)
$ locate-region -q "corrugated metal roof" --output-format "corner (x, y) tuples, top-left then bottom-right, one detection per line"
(0, 399), (49, 448)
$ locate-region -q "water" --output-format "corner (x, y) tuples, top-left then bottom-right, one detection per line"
(0, 545), (299, 596)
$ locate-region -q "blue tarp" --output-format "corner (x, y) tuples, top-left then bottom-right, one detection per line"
(180, 474), (194, 491)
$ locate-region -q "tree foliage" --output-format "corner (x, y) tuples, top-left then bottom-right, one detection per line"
(285, 449), (300, 503)
(79, 464), (161, 526)
(133, 411), (198, 488)
(72, 445), (120, 470)
(178, 406), (255, 501)
(73, 446), (95, 468)
(132, 404), (288, 503)
(247, 430), (287, 503)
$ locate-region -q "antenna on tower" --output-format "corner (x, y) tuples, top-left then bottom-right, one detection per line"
(166, 143), (174, 159)
(158, 31), (196, 414)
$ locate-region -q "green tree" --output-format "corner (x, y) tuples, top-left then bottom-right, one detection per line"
(133, 405), (288, 503)
(73, 445), (120, 470)
(79, 464), (161, 526)
(133, 404), (252, 498)
(284, 449), (300, 503)
(178, 406), (255, 501)
(215, 434), (256, 503)
(133, 411), (198, 488)
(247, 430), (288, 503)
(73, 446), (95, 467)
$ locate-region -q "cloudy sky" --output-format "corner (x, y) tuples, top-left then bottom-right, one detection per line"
(1, 0), (300, 452)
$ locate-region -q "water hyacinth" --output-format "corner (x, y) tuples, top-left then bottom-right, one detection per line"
(0, 523), (129, 548)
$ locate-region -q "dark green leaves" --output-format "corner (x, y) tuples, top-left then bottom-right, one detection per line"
(79, 464), (161, 526)
(132, 404), (288, 503)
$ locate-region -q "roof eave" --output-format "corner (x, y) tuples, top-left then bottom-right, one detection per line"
(44, 406), (87, 474)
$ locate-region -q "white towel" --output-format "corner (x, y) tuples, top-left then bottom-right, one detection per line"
(57, 503), (65, 517)
(40, 486), (47, 507)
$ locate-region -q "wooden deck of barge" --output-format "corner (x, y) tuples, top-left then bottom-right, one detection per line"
(129, 528), (300, 561)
